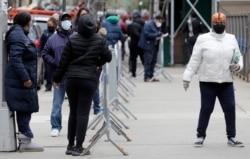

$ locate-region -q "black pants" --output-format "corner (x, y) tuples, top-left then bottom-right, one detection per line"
(66, 78), (97, 147)
(129, 43), (144, 77)
(16, 111), (33, 138)
(143, 47), (158, 80)
(197, 82), (236, 139)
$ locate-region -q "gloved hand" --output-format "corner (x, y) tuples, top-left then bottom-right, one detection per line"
(183, 81), (190, 91)
(229, 64), (240, 72)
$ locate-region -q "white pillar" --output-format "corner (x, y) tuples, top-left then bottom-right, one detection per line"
(0, 0), (17, 152)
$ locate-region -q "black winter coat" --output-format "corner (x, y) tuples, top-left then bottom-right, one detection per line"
(128, 17), (145, 46)
(53, 33), (112, 84)
(5, 25), (39, 113)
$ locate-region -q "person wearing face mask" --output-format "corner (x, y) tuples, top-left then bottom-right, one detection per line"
(38, 16), (57, 92)
(138, 15), (164, 82)
(5, 11), (44, 152)
(183, 11), (203, 56)
(183, 12), (244, 147)
(42, 12), (74, 137)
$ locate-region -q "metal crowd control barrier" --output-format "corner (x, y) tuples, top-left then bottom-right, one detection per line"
(226, 13), (250, 82)
(154, 38), (173, 82)
(82, 47), (133, 156)
(111, 44), (137, 120)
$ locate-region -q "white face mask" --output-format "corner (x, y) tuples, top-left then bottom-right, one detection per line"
(61, 20), (72, 30)
(156, 22), (162, 28)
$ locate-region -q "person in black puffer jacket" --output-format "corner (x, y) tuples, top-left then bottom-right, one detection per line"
(53, 13), (112, 156)
(127, 12), (145, 78)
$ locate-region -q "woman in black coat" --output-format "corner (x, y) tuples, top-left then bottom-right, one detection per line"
(53, 13), (112, 156)
(5, 11), (43, 152)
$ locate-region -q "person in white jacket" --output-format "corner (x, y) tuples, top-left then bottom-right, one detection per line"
(182, 12), (244, 147)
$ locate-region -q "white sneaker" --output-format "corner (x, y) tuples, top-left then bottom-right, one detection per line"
(50, 129), (60, 137)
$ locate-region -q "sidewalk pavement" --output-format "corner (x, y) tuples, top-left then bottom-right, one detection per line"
(1, 66), (250, 159)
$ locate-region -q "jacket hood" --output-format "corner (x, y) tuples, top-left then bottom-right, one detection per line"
(106, 15), (119, 24)
(77, 14), (97, 37)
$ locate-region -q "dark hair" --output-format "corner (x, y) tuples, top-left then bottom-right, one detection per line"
(13, 11), (31, 27)
(154, 15), (164, 20)
(190, 11), (197, 18)
(48, 16), (57, 27)
(74, 7), (90, 25)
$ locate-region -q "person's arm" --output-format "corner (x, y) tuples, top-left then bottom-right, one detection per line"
(53, 39), (72, 83)
(9, 41), (30, 83)
(144, 23), (160, 40)
(99, 38), (112, 66)
(129, 23), (140, 39)
(38, 32), (46, 53)
(183, 36), (203, 81)
(41, 37), (57, 67)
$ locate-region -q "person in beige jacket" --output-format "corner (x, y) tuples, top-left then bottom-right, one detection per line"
(183, 12), (244, 147)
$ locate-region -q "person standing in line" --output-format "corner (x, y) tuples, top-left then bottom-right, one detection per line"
(42, 12), (74, 137)
(127, 11), (145, 79)
(73, 7), (104, 115)
(92, 19), (108, 115)
(5, 11), (44, 152)
(102, 12), (127, 48)
(183, 11), (203, 55)
(183, 12), (244, 147)
(138, 15), (164, 82)
(119, 14), (130, 61)
(53, 13), (112, 156)
(38, 16), (58, 92)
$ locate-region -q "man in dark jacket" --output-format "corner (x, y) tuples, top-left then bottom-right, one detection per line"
(138, 15), (164, 82)
(38, 16), (57, 91)
(127, 11), (145, 79)
(53, 13), (112, 156)
(42, 12), (73, 137)
(183, 11), (203, 55)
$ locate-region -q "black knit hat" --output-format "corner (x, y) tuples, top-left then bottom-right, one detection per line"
(13, 11), (31, 27)
(77, 14), (97, 37)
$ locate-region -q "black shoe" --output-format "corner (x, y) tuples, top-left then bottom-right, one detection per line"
(227, 137), (244, 147)
(65, 145), (75, 155)
(71, 147), (90, 156)
(144, 78), (150, 82)
(94, 110), (100, 115)
(150, 77), (160, 82)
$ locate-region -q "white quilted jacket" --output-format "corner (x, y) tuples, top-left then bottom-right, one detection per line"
(183, 30), (243, 83)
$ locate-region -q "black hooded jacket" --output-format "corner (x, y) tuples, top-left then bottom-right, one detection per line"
(53, 14), (112, 83)
(127, 16), (145, 46)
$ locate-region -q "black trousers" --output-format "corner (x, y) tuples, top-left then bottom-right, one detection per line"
(197, 82), (236, 139)
(129, 43), (144, 77)
(66, 78), (97, 147)
(16, 111), (33, 138)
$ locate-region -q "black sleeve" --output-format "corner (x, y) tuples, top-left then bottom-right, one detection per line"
(53, 39), (72, 83)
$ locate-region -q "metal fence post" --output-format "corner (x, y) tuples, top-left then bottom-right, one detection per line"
(0, 0), (17, 152)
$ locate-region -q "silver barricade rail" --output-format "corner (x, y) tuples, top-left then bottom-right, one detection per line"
(112, 44), (137, 120)
(154, 38), (173, 81)
(226, 13), (250, 82)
